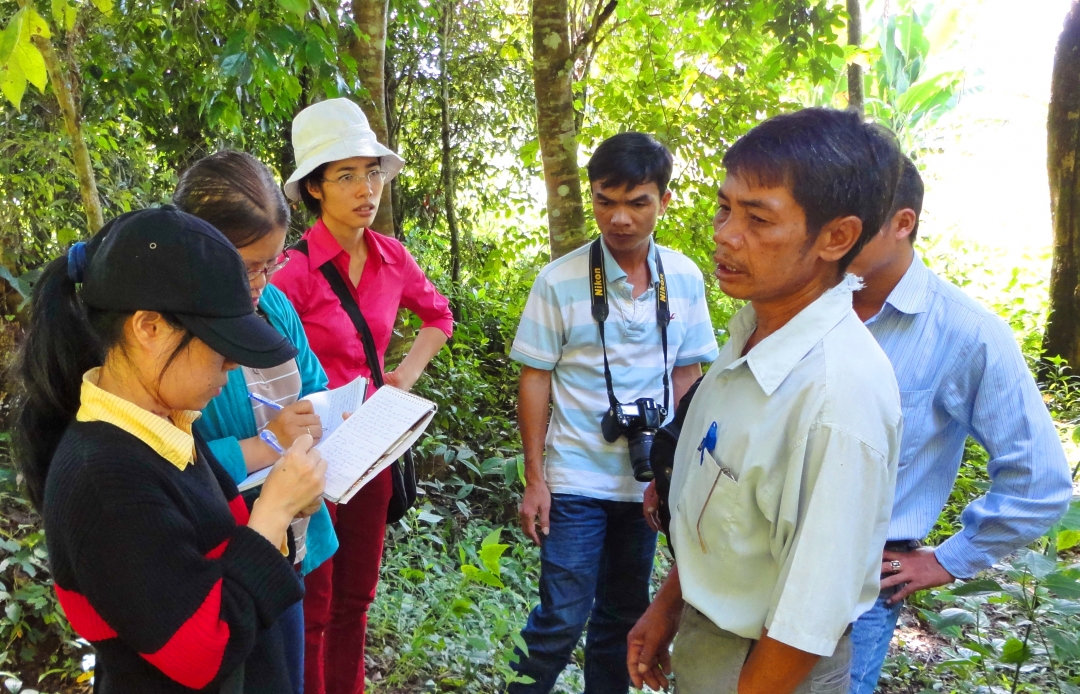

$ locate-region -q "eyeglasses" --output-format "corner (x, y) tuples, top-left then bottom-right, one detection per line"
(247, 251), (290, 282)
(321, 169), (388, 192)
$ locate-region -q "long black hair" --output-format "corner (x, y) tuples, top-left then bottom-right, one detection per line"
(12, 238), (192, 511)
(173, 150), (290, 248)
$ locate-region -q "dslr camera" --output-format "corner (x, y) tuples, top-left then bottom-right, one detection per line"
(601, 397), (667, 482)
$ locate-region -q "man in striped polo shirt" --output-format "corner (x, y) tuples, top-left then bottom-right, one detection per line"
(845, 157), (1072, 693)
(508, 132), (719, 693)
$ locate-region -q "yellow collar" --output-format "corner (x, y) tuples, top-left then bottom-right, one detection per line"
(76, 368), (201, 470)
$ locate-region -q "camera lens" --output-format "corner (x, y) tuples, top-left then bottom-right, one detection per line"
(627, 429), (656, 482)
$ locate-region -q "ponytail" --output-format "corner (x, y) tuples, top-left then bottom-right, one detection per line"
(12, 250), (126, 511)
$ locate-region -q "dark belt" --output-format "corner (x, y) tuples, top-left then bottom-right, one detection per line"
(884, 539), (921, 553)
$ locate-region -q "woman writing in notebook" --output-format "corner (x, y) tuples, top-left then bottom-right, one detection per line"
(12, 207), (326, 692)
(173, 150), (340, 694)
(272, 98), (454, 694)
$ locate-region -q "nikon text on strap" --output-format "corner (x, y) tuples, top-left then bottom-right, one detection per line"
(589, 238), (670, 415)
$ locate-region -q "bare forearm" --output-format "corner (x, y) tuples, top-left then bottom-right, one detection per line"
(654, 563), (684, 611)
(238, 437), (279, 473)
(738, 630), (820, 694)
(396, 327), (449, 386)
(519, 366), (552, 484)
(671, 363), (702, 408)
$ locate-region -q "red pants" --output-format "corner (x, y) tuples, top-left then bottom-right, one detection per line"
(303, 468), (392, 694)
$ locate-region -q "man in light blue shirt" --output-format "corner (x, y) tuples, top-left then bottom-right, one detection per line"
(845, 156), (1074, 693)
(508, 132), (718, 694)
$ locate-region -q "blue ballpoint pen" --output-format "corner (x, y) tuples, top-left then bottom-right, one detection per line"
(259, 430), (286, 455)
(248, 392), (283, 410)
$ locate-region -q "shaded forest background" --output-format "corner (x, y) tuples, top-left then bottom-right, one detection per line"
(0, 0), (1079, 692)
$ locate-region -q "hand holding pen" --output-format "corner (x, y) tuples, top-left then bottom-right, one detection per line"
(249, 392), (323, 447)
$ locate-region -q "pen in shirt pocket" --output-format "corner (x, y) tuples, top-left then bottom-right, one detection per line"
(249, 392), (283, 411)
(697, 421), (718, 465)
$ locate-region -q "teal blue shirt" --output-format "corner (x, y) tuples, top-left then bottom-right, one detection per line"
(196, 284), (338, 575)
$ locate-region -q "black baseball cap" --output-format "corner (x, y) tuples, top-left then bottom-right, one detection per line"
(76, 206), (298, 368)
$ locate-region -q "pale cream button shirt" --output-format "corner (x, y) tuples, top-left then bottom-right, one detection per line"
(670, 276), (902, 657)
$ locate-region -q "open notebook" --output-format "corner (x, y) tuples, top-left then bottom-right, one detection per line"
(239, 386), (436, 505)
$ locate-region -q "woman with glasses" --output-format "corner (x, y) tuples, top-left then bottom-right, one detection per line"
(272, 98), (453, 694)
(174, 150), (340, 694)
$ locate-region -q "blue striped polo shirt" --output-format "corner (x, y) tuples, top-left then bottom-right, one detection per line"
(510, 237), (719, 502)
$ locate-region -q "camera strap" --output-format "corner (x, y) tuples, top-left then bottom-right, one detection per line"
(589, 238), (670, 415)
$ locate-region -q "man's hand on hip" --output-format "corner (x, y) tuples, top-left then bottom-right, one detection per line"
(880, 546), (955, 604)
(519, 478), (551, 546)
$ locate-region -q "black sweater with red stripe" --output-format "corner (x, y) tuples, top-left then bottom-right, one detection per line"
(43, 421), (304, 693)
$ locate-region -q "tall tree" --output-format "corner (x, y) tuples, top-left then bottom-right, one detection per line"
(1043, 0), (1080, 370)
(531, 0), (616, 258)
(352, 0), (395, 235)
(439, 0), (461, 285)
(4, 2), (104, 233)
(846, 0), (864, 116)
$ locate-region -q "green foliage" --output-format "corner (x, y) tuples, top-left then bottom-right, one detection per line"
(0, 444), (89, 693)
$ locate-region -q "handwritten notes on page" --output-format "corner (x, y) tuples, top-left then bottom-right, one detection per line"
(319, 386), (436, 504)
(302, 375), (367, 439)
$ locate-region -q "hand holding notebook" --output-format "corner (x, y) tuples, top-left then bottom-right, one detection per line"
(239, 385), (436, 501)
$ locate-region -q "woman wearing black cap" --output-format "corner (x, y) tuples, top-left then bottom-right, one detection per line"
(12, 207), (327, 693)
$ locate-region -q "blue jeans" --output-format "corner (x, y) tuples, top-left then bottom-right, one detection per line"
(508, 494), (658, 694)
(280, 599), (305, 694)
(849, 586), (903, 694)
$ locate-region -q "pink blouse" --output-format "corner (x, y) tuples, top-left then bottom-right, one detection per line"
(271, 220), (454, 390)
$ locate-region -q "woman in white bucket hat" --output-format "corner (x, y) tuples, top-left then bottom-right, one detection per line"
(272, 98), (454, 694)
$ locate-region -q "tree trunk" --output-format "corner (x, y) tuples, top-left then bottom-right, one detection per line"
(1043, 0), (1080, 370)
(29, 33), (103, 234)
(351, 0), (394, 236)
(532, 0), (588, 258)
(846, 0), (864, 118)
(385, 33), (404, 240)
(439, 0), (461, 287)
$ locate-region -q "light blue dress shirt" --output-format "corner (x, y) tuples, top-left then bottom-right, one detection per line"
(864, 255), (1072, 579)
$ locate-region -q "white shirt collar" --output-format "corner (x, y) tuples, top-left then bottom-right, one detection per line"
(723, 274), (863, 396)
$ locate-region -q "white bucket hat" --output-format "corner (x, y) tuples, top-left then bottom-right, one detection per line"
(283, 98), (405, 202)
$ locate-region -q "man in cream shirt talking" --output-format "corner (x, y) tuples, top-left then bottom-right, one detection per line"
(628, 108), (904, 694)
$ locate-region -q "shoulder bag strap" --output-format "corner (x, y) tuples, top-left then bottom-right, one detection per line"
(289, 239), (384, 387)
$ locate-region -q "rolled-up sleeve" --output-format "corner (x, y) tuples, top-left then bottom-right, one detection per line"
(509, 273), (564, 371)
(399, 250), (454, 338)
(935, 318), (1073, 578)
(765, 424), (896, 656)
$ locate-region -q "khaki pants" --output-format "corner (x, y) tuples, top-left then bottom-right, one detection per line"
(671, 605), (852, 694)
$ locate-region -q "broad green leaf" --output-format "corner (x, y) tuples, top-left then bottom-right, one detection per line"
(481, 526), (503, 548)
(1045, 626), (1080, 660)
(23, 8), (52, 40)
(278, 0), (309, 21)
(52, 0), (77, 33)
(480, 542), (509, 575)
(1043, 572), (1080, 600)
(998, 637), (1032, 665)
(1056, 528), (1080, 552)
(511, 631), (529, 657)
(0, 8), (27, 65)
(1013, 548), (1057, 579)
(0, 58), (27, 108)
(15, 41), (47, 92)
(90, 0), (113, 16)
(948, 579), (1003, 597)
(1055, 499), (1080, 531)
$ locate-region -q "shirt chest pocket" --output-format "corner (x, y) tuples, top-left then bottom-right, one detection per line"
(899, 389), (934, 469)
(677, 448), (744, 555)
